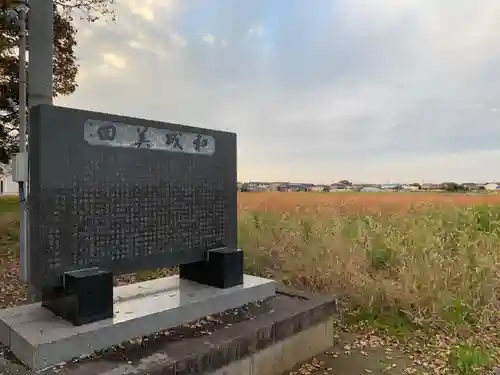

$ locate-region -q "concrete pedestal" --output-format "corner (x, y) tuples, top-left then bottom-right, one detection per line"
(0, 274), (276, 372)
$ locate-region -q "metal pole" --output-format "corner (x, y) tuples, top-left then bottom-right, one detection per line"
(27, 0), (53, 107)
(26, 0), (54, 301)
(17, 4), (28, 283)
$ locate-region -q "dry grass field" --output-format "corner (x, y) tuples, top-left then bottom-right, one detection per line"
(1, 193), (500, 374)
(239, 192), (500, 374)
(238, 191), (500, 215)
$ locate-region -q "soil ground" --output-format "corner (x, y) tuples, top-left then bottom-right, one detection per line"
(285, 331), (424, 375)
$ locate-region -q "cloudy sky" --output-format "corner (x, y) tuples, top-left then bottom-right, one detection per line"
(56, 0), (500, 184)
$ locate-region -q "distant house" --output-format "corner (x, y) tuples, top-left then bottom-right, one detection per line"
(240, 182), (263, 192)
(399, 184), (419, 191)
(329, 183), (347, 191)
(311, 184), (329, 192)
(279, 183), (311, 192)
(245, 185), (261, 192)
(484, 183), (500, 191)
(351, 184), (363, 192)
(335, 180), (352, 187)
(252, 182), (271, 190)
(407, 183), (421, 191)
(359, 186), (382, 193)
(268, 183), (283, 192)
(381, 183), (402, 191)
(421, 183), (440, 191)
(0, 164), (16, 195)
(461, 183), (480, 191)
(0, 175), (16, 195)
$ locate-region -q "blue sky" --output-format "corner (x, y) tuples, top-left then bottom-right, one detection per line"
(57, 0), (500, 183)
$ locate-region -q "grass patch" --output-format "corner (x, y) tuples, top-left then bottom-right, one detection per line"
(449, 342), (493, 375)
(0, 197), (20, 258)
(344, 308), (416, 338)
(135, 267), (177, 281)
(0, 196), (20, 215)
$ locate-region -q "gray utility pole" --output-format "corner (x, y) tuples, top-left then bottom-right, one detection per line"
(27, 0), (54, 107)
(23, 0), (54, 301)
(16, 1), (28, 284)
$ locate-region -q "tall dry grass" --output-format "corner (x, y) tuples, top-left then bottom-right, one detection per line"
(239, 193), (500, 333)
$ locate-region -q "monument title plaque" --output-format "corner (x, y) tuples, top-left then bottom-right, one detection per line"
(28, 105), (239, 325)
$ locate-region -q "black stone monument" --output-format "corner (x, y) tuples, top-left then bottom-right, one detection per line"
(28, 105), (240, 326)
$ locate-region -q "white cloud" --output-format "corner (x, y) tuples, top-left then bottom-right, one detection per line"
(56, 0), (500, 183)
(201, 33), (216, 45)
(170, 32), (187, 47)
(247, 24), (265, 38)
(121, 0), (179, 21)
(102, 53), (127, 69)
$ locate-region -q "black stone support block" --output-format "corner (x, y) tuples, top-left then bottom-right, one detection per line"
(41, 268), (113, 326)
(180, 248), (244, 289)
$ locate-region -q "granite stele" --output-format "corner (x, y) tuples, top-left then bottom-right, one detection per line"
(0, 105), (276, 372)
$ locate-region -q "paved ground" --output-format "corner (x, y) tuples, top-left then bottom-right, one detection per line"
(285, 331), (426, 375)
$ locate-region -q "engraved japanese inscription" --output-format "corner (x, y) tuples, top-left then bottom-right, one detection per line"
(28, 105), (237, 287)
(84, 120), (216, 155)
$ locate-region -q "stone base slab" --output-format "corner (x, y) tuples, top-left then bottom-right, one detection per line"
(211, 317), (336, 375)
(0, 274), (276, 372)
(0, 287), (337, 375)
